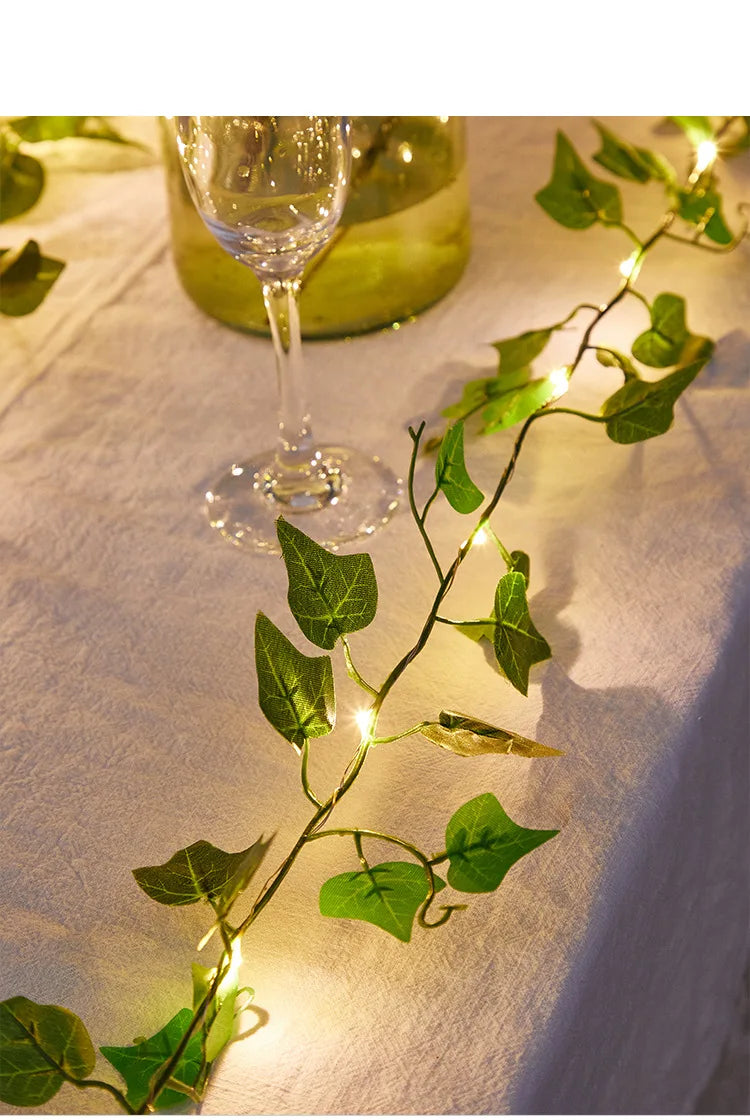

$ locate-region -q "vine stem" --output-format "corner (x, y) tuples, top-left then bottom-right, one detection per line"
(341, 635), (377, 695)
(371, 721), (431, 744)
(408, 422), (444, 581)
(139, 947), (233, 1112)
(67, 1077), (135, 1114)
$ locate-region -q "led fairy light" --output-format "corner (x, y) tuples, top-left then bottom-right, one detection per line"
(694, 139), (718, 174)
(354, 708), (374, 738)
(548, 366), (571, 397)
(618, 251), (642, 281)
(217, 937), (244, 999)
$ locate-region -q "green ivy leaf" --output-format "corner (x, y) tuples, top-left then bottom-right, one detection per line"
(0, 146), (44, 222)
(9, 116), (89, 142)
(9, 116), (142, 148)
(132, 836), (271, 912)
(631, 293), (710, 368)
(677, 186), (734, 245)
(602, 350), (713, 444)
(492, 328), (553, 377)
(204, 982), (237, 1064)
(669, 116), (714, 146)
(319, 861), (445, 942)
(442, 376), (496, 420)
(445, 792), (559, 893)
(592, 121), (655, 183)
(493, 571), (551, 695)
(255, 612), (335, 749)
(435, 421), (484, 513)
(723, 117), (750, 156)
(535, 131), (622, 230)
(100, 1008), (203, 1111)
(0, 241), (65, 317)
(421, 711), (562, 758)
(441, 370), (533, 423)
(481, 373), (565, 434)
(277, 517), (378, 650)
(191, 963), (214, 1010)
(596, 347), (640, 380)
(0, 997), (95, 1107)
(454, 554), (531, 646)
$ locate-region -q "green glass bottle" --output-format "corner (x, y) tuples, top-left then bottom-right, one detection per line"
(161, 117), (471, 339)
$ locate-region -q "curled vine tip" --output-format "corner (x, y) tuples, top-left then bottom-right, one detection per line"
(417, 897), (469, 929)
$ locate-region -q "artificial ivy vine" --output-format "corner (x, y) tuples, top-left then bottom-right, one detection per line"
(0, 115), (747, 1114)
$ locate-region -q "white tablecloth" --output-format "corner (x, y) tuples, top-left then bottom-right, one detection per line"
(1, 117), (748, 1115)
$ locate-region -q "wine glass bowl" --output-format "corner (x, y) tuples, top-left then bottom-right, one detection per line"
(177, 117), (349, 279)
(175, 115), (402, 552)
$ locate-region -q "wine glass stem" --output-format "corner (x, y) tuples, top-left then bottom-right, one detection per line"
(262, 278), (315, 474)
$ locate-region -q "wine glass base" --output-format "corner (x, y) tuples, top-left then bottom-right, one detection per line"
(205, 446), (403, 554)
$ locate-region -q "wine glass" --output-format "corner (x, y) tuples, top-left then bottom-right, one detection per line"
(174, 116), (402, 553)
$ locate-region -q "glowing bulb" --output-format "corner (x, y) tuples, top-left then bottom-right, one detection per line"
(398, 142), (413, 163)
(619, 253), (636, 279)
(218, 937), (244, 999)
(355, 709), (374, 738)
(618, 250), (643, 283)
(548, 366), (570, 397)
(695, 140), (717, 173)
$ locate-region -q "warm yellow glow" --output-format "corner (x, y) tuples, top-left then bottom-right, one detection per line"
(355, 708), (374, 738)
(218, 937), (244, 999)
(618, 250), (643, 283)
(695, 139), (717, 173)
(398, 143), (413, 163)
(548, 366), (570, 397)
(619, 253), (637, 279)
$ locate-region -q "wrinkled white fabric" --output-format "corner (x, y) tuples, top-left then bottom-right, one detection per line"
(0, 117), (748, 1115)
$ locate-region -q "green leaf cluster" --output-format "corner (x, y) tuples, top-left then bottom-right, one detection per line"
(535, 131), (622, 229)
(318, 793), (558, 940)
(600, 293), (715, 444)
(255, 518), (379, 749)
(100, 1008), (204, 1111)
(439, 326), (567, 438)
